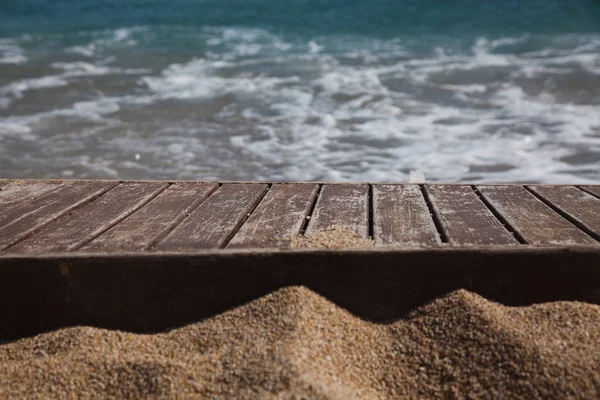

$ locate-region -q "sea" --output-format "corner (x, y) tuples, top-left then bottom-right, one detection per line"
(1, 0), (600, 182)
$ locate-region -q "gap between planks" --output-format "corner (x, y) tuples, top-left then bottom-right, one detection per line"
(471, 185), (528, 244)
(420, 185), (449, 244)
(525, 186), (600, 243)
(578, 186), (600, 200)
(144, 183), (221, 251)
(298, 184), (322, 236)
(68, 183), (171, 251)
(0, 182), (119, 252)
(219, 184), (273, 249)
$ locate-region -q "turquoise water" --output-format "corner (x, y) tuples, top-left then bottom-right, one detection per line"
(1, 1), (599, 182)
(2, 0), (600, 37)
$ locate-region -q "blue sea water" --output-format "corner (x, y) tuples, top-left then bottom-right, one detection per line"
(1, 0), (599, 182)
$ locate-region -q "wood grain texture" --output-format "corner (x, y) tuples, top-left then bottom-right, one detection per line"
(228, 184), (318, 248)
(81, 183), (218, 252)
(0, 181), (62, 212)
(373, 185), (440, 246)
(6, 183), (167, 254)
(581, 186), (600, 198)
(0, 182), (116, 250)
(528, 186), (600, 240)
(425, 185), (517, 246)
(305, 184), (369, 238)
(478, 185), (596, 245)
(156, 184), (268, 250)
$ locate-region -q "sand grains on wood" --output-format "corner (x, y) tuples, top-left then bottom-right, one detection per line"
(292, 226), (374, 249)
(1, 287), (599, 399)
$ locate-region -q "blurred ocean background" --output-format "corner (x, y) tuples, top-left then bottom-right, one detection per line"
(1, 0), (600, 182)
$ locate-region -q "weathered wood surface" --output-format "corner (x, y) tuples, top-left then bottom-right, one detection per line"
(373, 185), (440, 246)
(0, 181), (598, 254)
(228, 184), (318, 248)
(425, 185), (517, 245)
(581, 186), (600, 198)
(478, 185), (596, 245)
(0, 181), (62, 211)
(7, 183), (166, 253)
(529, 186), (600, 240)
(81, 183), (218, 252)
(156, 184), (268, 250)
(0, 182), (116, 251)
(305, 184), (369, 238)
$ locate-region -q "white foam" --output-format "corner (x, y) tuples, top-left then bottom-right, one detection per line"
(0, 76), (69, 107)
(308, 40), (323, 54)
(2, 28), (599, 183)
(51, 61), (151, 76)
(142, 58), (300, 100)
(0, 40), (27, 64)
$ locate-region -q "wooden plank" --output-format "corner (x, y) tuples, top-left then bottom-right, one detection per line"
(305, 184), (369, 238)
(228, 184), (318, 248)
(478, 185), (596, 245)
(0, 182), (116, 250)
(581, 186), (600, 198)
(0, 181), (62, 212)
(425, 185), (517, 245)
(6, 183), (167, 254)
(81, 183), (218, 252)
(155, 184), (268, 250)
(373, 184), (440, 246)
(2, 247), (599, 341)
(528, 186), (600, 240)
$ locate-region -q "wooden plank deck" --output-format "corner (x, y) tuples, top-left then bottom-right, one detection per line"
(1, 180), (598, 253)
(0, 180), (599, 340)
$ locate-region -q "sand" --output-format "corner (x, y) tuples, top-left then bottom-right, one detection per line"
(1, 287), (599, 399)
(292, 226), (374, 249)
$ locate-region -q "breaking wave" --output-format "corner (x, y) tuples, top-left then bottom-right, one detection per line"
(0, 27), (599, 182)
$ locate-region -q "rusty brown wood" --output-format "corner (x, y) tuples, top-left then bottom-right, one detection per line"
(528, 186), (600, 240)
(373, 185), (440, 246)
(581, 186), (600, 198)
(478, 185), (596, 245)
(81, 183), (218, 252)
(304, 184), (369, 238)
(228, 184), (318, 248)
(0, 182), (116, 251)
(425, 185), (517, 246)
(155, 184), (268, 250)
(0, 181), (62, 212)
(6, 183), (167, 254)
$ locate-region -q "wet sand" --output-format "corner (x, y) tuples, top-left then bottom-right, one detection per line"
(1, 287), (599, 399)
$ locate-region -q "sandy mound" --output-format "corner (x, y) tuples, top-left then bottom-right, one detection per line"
(1, 287), (599, 399)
